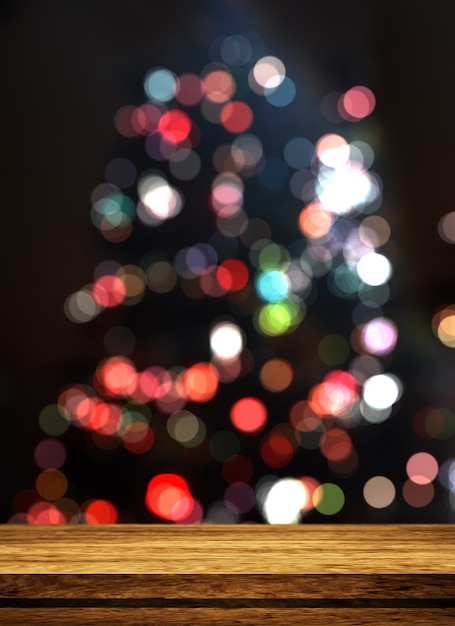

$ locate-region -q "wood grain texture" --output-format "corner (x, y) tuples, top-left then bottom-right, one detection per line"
(1, 608), (455, 625)
(1, 574), (454, 599)
(0, 526), (453, 624)
(0, 525), (454, 574)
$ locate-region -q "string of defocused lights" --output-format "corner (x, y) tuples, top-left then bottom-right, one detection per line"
(10, 29), (455, 524)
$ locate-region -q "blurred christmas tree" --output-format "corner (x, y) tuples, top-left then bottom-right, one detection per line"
(11, 28), (404, 525)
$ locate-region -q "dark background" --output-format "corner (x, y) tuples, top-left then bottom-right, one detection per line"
(1, 0), (455, 522)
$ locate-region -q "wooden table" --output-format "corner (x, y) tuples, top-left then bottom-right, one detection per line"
(0, 525), (454, 624)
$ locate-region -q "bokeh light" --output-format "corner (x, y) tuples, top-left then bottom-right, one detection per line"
(438, 212), (455, 244)
(363, 476), (396, 509)
(262, 477), (309, 523)
(432, 305), (455, 347)
(230, 397), (267, 434)
(339, 86), (376, 121)
(406, 452), (439, 485)
(356, 252), (392, 286)
(360, 317), (398, 355)
(210, 321), (244, 359)
(313, 483), (345, 515)
(145, 473), (195, 522)
(85, 500), (118, 524)
(144, 67), (177, 102)
(260, 358), (293, 392)
(362, 373), (402, 411)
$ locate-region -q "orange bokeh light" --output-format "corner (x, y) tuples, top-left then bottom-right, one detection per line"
(183, 362), (219, 402)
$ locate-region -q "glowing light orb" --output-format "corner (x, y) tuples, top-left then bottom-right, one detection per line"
(203, 69), (236, 103)
(256, 270), (291, 302)
(437, 312), (455, 347)
(356, 252), (392, 286)
(406, 452), (439, 485)
(313, 482), (345, 515)
(256, 300), (302, 336)
(158, 110), (192, 144)
(140, 177), (183, 222)
(363, 476), (395, 509)
(362, 373), (402, 410)
(251, 55), (286, 91)
(230, 397), (267, 434)
(220, 101), (253, 133)
(183, 363), (219, 402)
(145, 473), (194, 522)
(85, 499), (118, 524)
(210, 322), (244, 359)
(340, 86), (376, 120)
(315, 134), (349, 168)
(360, 318), (398, 355)
(317, 165), (377, 215)
(262, 478), (309, 524)
(143, 67), (177, 102)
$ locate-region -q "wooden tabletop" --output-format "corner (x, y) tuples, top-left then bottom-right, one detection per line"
(1, 525), (454, 624)
(0, 524), (454, 574)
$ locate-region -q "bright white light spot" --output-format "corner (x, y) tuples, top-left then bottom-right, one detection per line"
(317, 166), (378, 215)
(250, 56), (286, 93)
(210, 322), (244, 359)
(262, 478), (309, 524)
(138, 175), (183, 223)
(143, 185), (181, 219)
(362, 373), (402, 410)
(316, 134), (350, 168)
(357, 252), (392, 286)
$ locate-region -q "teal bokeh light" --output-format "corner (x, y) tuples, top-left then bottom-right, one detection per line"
(256, 269), (291, 302)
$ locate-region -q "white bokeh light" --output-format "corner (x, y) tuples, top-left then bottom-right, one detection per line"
(251, 55), (286, 90)
(362, 373), (402, 410)
(356, 252), (392, 286)
(262, 478), (309, 524)
(137, 175), (183, 224)
(317, 166), (378, 215)
(210, 322), (244, 359)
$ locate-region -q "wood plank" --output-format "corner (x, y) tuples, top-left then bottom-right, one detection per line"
(1, 525), (454, 575)
(1, 574), (454, 599)
(1, 608), (455, 625)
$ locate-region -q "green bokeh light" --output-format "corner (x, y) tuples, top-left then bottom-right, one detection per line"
(314, 482), (345, 515)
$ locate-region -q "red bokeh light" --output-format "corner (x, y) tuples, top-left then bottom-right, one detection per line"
(216, 259), (249, 291)
(309, 371), (359, 417)
(85, 499), (119, 524)
(230, 397), (267, 434)
(158, 110), (192, 144)
(220, 101), (253, 133)
(145, 473), (194, 522)
(92, 275), (126, 308)
(96, 356), (138, 398)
